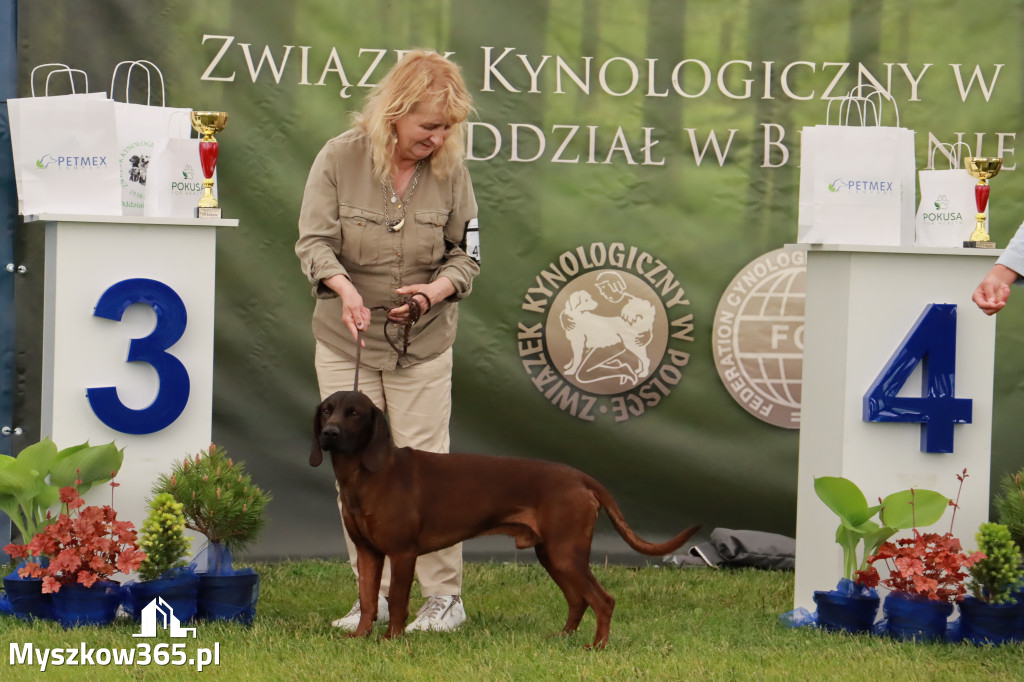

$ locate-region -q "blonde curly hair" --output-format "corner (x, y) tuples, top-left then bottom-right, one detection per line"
(353, 50), (473, 183)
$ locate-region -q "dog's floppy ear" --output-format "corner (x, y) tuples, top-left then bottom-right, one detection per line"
(310, 400), (324, 467)
(360, 403), (393, 473)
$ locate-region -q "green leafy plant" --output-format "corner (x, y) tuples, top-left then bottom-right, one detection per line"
(814, 475), (949, 583)
(150, 444), (270, 553)
(136, 493), (192, 582)
(969, 522), (1023, 604)
(858, 470), (985, 602)
(992, 468), (1024, 551)
(4, 482), (145, 593)
(0, 438), (124, 547)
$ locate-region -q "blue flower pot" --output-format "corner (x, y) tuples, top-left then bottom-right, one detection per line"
(958, 595), (1024, 645)
(51, 581), (123, 628)
(883, 592), (953, 642)
(124, 569), (200, 623)
(2, 574), (52, 621)
(197, 570), (259, 624)
(813, 587), (880, 633)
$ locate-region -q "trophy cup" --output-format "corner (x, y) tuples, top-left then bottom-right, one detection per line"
(190, 111), (229, 219)
(963, 156), (1002, 248)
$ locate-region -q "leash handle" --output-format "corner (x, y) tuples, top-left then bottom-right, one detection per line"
(351, 293), (430, 392)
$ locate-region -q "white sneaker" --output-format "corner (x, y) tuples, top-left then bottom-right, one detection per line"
(331, 594), (389, 631)
(404, 595), (466, 632)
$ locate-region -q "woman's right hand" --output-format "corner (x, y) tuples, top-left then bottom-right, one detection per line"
(324, 274), (371, 343)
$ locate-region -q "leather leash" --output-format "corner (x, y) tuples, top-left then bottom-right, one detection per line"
(352, 292), (431, 392)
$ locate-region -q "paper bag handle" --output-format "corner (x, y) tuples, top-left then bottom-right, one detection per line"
(826, 85), (900, 128)
(110, 60), (167, 106)
(927, 141), (973, 170)
(31, 63), (89, 96)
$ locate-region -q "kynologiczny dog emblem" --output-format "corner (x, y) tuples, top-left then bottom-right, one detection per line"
(711, 247), (805, 429)
(518, 242), (693, 422)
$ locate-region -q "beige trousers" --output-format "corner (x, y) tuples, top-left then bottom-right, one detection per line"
(315, 341), (462, 597)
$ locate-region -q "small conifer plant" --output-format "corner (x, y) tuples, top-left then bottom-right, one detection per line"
(969, 522), (1024, 604)
(136, 492), (192, 582)
(150, 444), (271, 553)
(993, 469), (1024, 552)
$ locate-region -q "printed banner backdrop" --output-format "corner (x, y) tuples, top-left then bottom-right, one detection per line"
(11, 0), (1024, 560)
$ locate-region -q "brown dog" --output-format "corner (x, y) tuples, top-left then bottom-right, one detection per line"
(310, 390), (700, 648)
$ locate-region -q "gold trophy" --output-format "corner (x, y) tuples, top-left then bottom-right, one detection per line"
(190, 111), (229, 219)
(963, 156), (1002, 248)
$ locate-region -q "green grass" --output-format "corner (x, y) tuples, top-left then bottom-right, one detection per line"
(2, 560), (1023, 680)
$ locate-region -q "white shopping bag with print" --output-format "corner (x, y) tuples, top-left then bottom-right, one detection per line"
(111, 61), (192, 215)
(143, 137), (215, 218)
(797, 89), (916, 246)
(8, 64), (120, 215)
(915, 143), (980, 247)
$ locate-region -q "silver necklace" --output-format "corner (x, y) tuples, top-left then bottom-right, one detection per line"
(382, 161), (424, 232)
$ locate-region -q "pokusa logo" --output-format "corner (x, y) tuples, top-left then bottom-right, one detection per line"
(920, 193), (964, 225)
(517, 242), (694, 423)
(170, 164), (204, 196)
(35, 154), (109, 170)
(827, 177), (895, 193)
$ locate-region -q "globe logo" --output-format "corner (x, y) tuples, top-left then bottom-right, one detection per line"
(712, 248), (805, 429)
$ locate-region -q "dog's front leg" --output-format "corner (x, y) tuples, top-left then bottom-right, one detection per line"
(383, 553), (417, 639)
(350, 548), (385, 638)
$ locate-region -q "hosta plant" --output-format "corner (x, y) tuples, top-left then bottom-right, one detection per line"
(814, 475), (949, 583)
(0, 438), (124, 546)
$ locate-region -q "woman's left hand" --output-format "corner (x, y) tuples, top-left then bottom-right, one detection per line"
(390, 277), (456, 322)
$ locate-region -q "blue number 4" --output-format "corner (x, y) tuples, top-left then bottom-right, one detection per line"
(863, 303), (972, 453)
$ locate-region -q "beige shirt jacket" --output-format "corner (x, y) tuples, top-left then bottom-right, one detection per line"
(296, 129), (480, 370)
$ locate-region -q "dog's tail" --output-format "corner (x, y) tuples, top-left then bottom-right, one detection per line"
(591, 479), (701, 555)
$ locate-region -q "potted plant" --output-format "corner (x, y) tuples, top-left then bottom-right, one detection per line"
(959, 522), (1024, 644)
(0, 438), (124, 620)
(857, 470), (984, 642)
(5, 480), (146, 627)
(810, 475), (949, 633)
(124, 492), (198, 623)
(992, 468), (1024, 552)
(151, 444), (270, 623)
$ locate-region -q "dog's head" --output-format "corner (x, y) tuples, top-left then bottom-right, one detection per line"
(310, 390), (392, 472)
(565, 290), (597, 314)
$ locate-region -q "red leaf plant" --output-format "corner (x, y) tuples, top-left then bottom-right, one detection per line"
(856, 469), (985, 602)
(3, 479), (146, 593)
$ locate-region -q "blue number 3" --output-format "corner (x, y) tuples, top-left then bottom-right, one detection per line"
(863, 303), (972, 453)
(87, 278), (190, 435)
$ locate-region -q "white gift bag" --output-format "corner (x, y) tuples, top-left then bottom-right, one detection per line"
(915, 142), (980, 247)
(143, 137), (215, 218)
(111, 61), (192, 215)
(8, 64), (120, 216)
(797, 89), (916, 246)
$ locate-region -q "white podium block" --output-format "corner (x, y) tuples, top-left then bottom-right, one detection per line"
(793, 244), (999, 610)
(27, 213), (237, 536)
